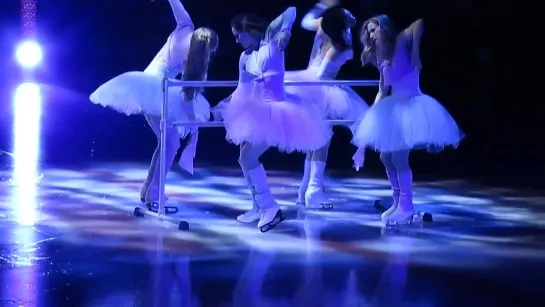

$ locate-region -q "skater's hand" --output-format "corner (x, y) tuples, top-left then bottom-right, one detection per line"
(352, 147), (365, 171)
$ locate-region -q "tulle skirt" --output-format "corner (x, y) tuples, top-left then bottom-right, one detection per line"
(284, 70), (369, 132)
(223, 84), (332, 153)
(89, 71), (210, 137)
(352, 92), (464, 152)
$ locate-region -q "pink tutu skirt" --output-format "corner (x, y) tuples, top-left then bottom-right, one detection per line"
(90, 71), (210, 137)
(352, 92), (464, 152)
(284, 70), (369, 132)
(223, 84), (332, 153)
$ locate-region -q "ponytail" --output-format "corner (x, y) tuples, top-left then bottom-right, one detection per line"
(181, 28), (219, 102)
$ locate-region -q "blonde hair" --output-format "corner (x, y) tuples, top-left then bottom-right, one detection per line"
(360, 15), (397, 67)
(181, 27), (219, 102)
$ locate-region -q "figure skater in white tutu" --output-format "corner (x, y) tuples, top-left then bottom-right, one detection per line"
(222, 7), (332, 232)
(89, 0), (218, 213)
(352, 15), (464, 225)
(285, 0), (369, 210)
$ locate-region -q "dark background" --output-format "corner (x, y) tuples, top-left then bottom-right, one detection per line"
(0, 1), (520, 185)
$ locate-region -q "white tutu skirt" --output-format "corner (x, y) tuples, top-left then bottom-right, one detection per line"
(90, 71), (210, 136)
(223, 87), (332, 153)
(284, 70), (369, 131)
(352, 93), (464, 152)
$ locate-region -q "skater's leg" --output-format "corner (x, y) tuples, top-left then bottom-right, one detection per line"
(383, 150), (414, 224)
(145, 117), (180, 204)
(305, 142), (333, 209)
(379, 152), (401, 221)
(236, 143), (264, 223)
(240, 143), (282, 230)
(296, 152), (312, 205)
(140, 114), (160, 201)
(236, 142), (270, 224)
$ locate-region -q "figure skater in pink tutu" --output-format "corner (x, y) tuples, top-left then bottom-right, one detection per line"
(285, 0), (369, 210)
(90, 0), (218, 213)
(352, 15), (464, 225)
(222, 7), (332, 232)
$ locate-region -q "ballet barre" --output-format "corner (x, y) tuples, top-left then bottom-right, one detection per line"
(162, 79), (380, 87)
(172, 119), (356, 127)
(132, 78), (378, 230)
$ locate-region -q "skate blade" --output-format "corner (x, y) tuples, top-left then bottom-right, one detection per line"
(259, 211), (284, 233)
(306, 203), (333, 211)
(146, 203), (179, 214)
(381, 226), (421, 236)
(385, 212), (434, 227)
(385, 215), (414, 227)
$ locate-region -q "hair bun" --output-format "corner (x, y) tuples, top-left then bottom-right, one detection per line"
(344, 9), (356, 28)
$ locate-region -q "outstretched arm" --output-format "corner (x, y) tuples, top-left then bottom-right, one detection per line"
(167, 0), (193, 28)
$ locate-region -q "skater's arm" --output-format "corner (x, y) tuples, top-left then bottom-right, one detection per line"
(403, 19), (424, 69)
(374, 69), (388, 103)
(315, 48), (340, 79)
(300, 2), (329, 31)
(167, 0), (193, 29)
(266, 7), (297, 48)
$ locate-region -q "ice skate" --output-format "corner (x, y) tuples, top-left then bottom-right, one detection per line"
(383, 171), (414, 226)
(247, 165), (284, 232)
(258, 206), (284, 233)
(237, 161), (261, 223)
(296, 160), (311, 206)
(305, 161), (333, 210)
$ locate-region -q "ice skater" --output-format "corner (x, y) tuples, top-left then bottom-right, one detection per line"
(89, 0), (218, 213)
(352, 15), (464, 225)
(222, 7), (332, 232)
(285, 0), (369, 210)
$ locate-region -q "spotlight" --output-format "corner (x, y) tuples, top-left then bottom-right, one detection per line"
(15, 39), (42, 69)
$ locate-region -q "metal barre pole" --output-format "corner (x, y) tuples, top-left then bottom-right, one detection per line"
(158, 78), (168, 218)
(163, 78), (379, 87)
(172, 119), (355, 127)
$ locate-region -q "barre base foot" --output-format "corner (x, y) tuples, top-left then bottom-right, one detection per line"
(178, 221), (190, 231)
(133, 207), (145, 217)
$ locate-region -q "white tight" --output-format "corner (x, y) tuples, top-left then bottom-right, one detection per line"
(239, 142), (269, 170)
(142, 114), (180, 201)
(304, 142), (330, 163)
(379, 150), (411, 173)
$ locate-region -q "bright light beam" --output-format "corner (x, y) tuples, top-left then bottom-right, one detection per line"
(15, 40), (42, 69)
(12, 82), (42, 225)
